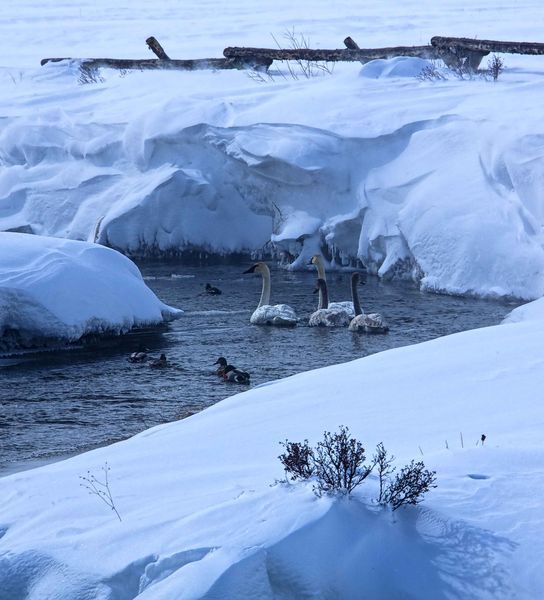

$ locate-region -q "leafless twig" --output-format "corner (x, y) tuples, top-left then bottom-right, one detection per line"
(80, 461), (122, 521)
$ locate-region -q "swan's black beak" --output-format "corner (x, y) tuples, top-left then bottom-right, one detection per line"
(243, 265), (257, 274)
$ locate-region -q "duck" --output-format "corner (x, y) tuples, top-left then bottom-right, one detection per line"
(148, 353), (168, 368)
(214, 357), (228, 377)
(348, 272), (389, 334)
(223, 364), (251, 384)
(205, 283), (222, 295)
(243, 262), (298, 327)
(310, 255), (354, 318)
(309, 278), (352, 327)
(128, 345), (149, 363)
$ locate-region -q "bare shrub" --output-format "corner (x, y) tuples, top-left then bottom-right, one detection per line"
(487, 54), (505, 81)
(382, 460), (437, 511)
(277, 430), (437, 508)
(270, 28), (334, 81)
(78, 65), (105, 85)
(417, 64), (447, 82)
(278, 439), (314, 480)
(313, 426), (374, 496)
(373, 442), (395, 503)
(79, 461), (122, 521)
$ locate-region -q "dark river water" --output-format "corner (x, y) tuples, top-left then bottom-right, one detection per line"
(0, 262), (520, 475)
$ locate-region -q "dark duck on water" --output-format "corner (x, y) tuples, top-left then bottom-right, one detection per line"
(128, 345), (149, 363)
(205, 283), (222, 295)
(223, 365), (251, 384)
(213, 357), (228, 376)
(149, 353), (168, 369)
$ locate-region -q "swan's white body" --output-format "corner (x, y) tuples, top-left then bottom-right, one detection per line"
(348, 272), (389, 334)
(308, 278), (351, 327)
(245, 262), (298, 327)
(309, 306), (351, 327)
(311, 255), (354, 318)
(250, 304), (298, 327)
(348, 313), (389, 333)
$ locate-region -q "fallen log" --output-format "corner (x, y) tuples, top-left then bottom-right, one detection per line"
(40, 56), (272, 71)
(224, 45), (439, 63)
(431, 36), (544, 56)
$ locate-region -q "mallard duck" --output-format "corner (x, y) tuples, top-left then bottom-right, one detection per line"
(214, 357), (228, 376)
(149, 353), (167, 368)
(223, 365), (251, 384)
(243, 262), (298, 327)
(309, 278), (351, 327)
(310, 255), (354, 317)
(128, 345), (149, 363)
(205, 283), (222, 295)
(348, 272), (389, 334)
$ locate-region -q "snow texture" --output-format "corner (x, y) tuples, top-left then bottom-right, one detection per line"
(0, 233), (182, 350)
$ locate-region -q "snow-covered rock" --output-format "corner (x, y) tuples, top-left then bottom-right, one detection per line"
(0, 233), (182, 351)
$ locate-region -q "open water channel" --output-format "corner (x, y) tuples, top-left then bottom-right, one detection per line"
(0, 262), (520, 474)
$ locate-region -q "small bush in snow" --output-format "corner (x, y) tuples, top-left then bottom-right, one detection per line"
(373, 442), (396, 504)
(487, 54), (504, 81)
(279, 439), (314, 480)
(313, 426), (374, 496)
(278, 428), (437, 508)
(382, 460), (437, 511)
(417, 64), (447, 82)
(279, 426), (374, 495)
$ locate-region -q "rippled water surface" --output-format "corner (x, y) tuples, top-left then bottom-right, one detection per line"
(0, 262), (520, 474)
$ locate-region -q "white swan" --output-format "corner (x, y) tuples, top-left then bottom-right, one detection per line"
(310, 255), (354, 318)
(309, 278), (352, 327)
(243, 262), (298, 327)
(348, 272), (389, 334)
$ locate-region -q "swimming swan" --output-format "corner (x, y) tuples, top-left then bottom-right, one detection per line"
(309, 278), (352, 327)
(243, 262), (298, 327)
(310, 255), (354, 317)
(348, 272), (389, 334)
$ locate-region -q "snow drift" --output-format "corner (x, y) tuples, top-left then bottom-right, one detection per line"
(0, 233), (182, 351)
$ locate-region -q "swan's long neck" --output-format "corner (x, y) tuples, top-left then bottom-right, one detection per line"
(318, 280), (329, 310)
(351, 275), (363, 316)
(314, 256), (327, 281)
(258, 266), (271, 308)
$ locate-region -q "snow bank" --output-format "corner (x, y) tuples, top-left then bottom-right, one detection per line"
(2, 1), (544, 299)
(1, 298), (543, 597)
(0, 233), (181, 351)
(359, 56), (434, 79)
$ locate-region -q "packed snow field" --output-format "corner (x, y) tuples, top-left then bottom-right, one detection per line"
(2, 0), (544, 299)
(2, 1), (544, 598)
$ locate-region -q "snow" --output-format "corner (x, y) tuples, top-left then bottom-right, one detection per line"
(3, 0), (544, 597)
(0, 233), (182, 351)
(1, 1), (544, 298)
(1, 296), (543, 597)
